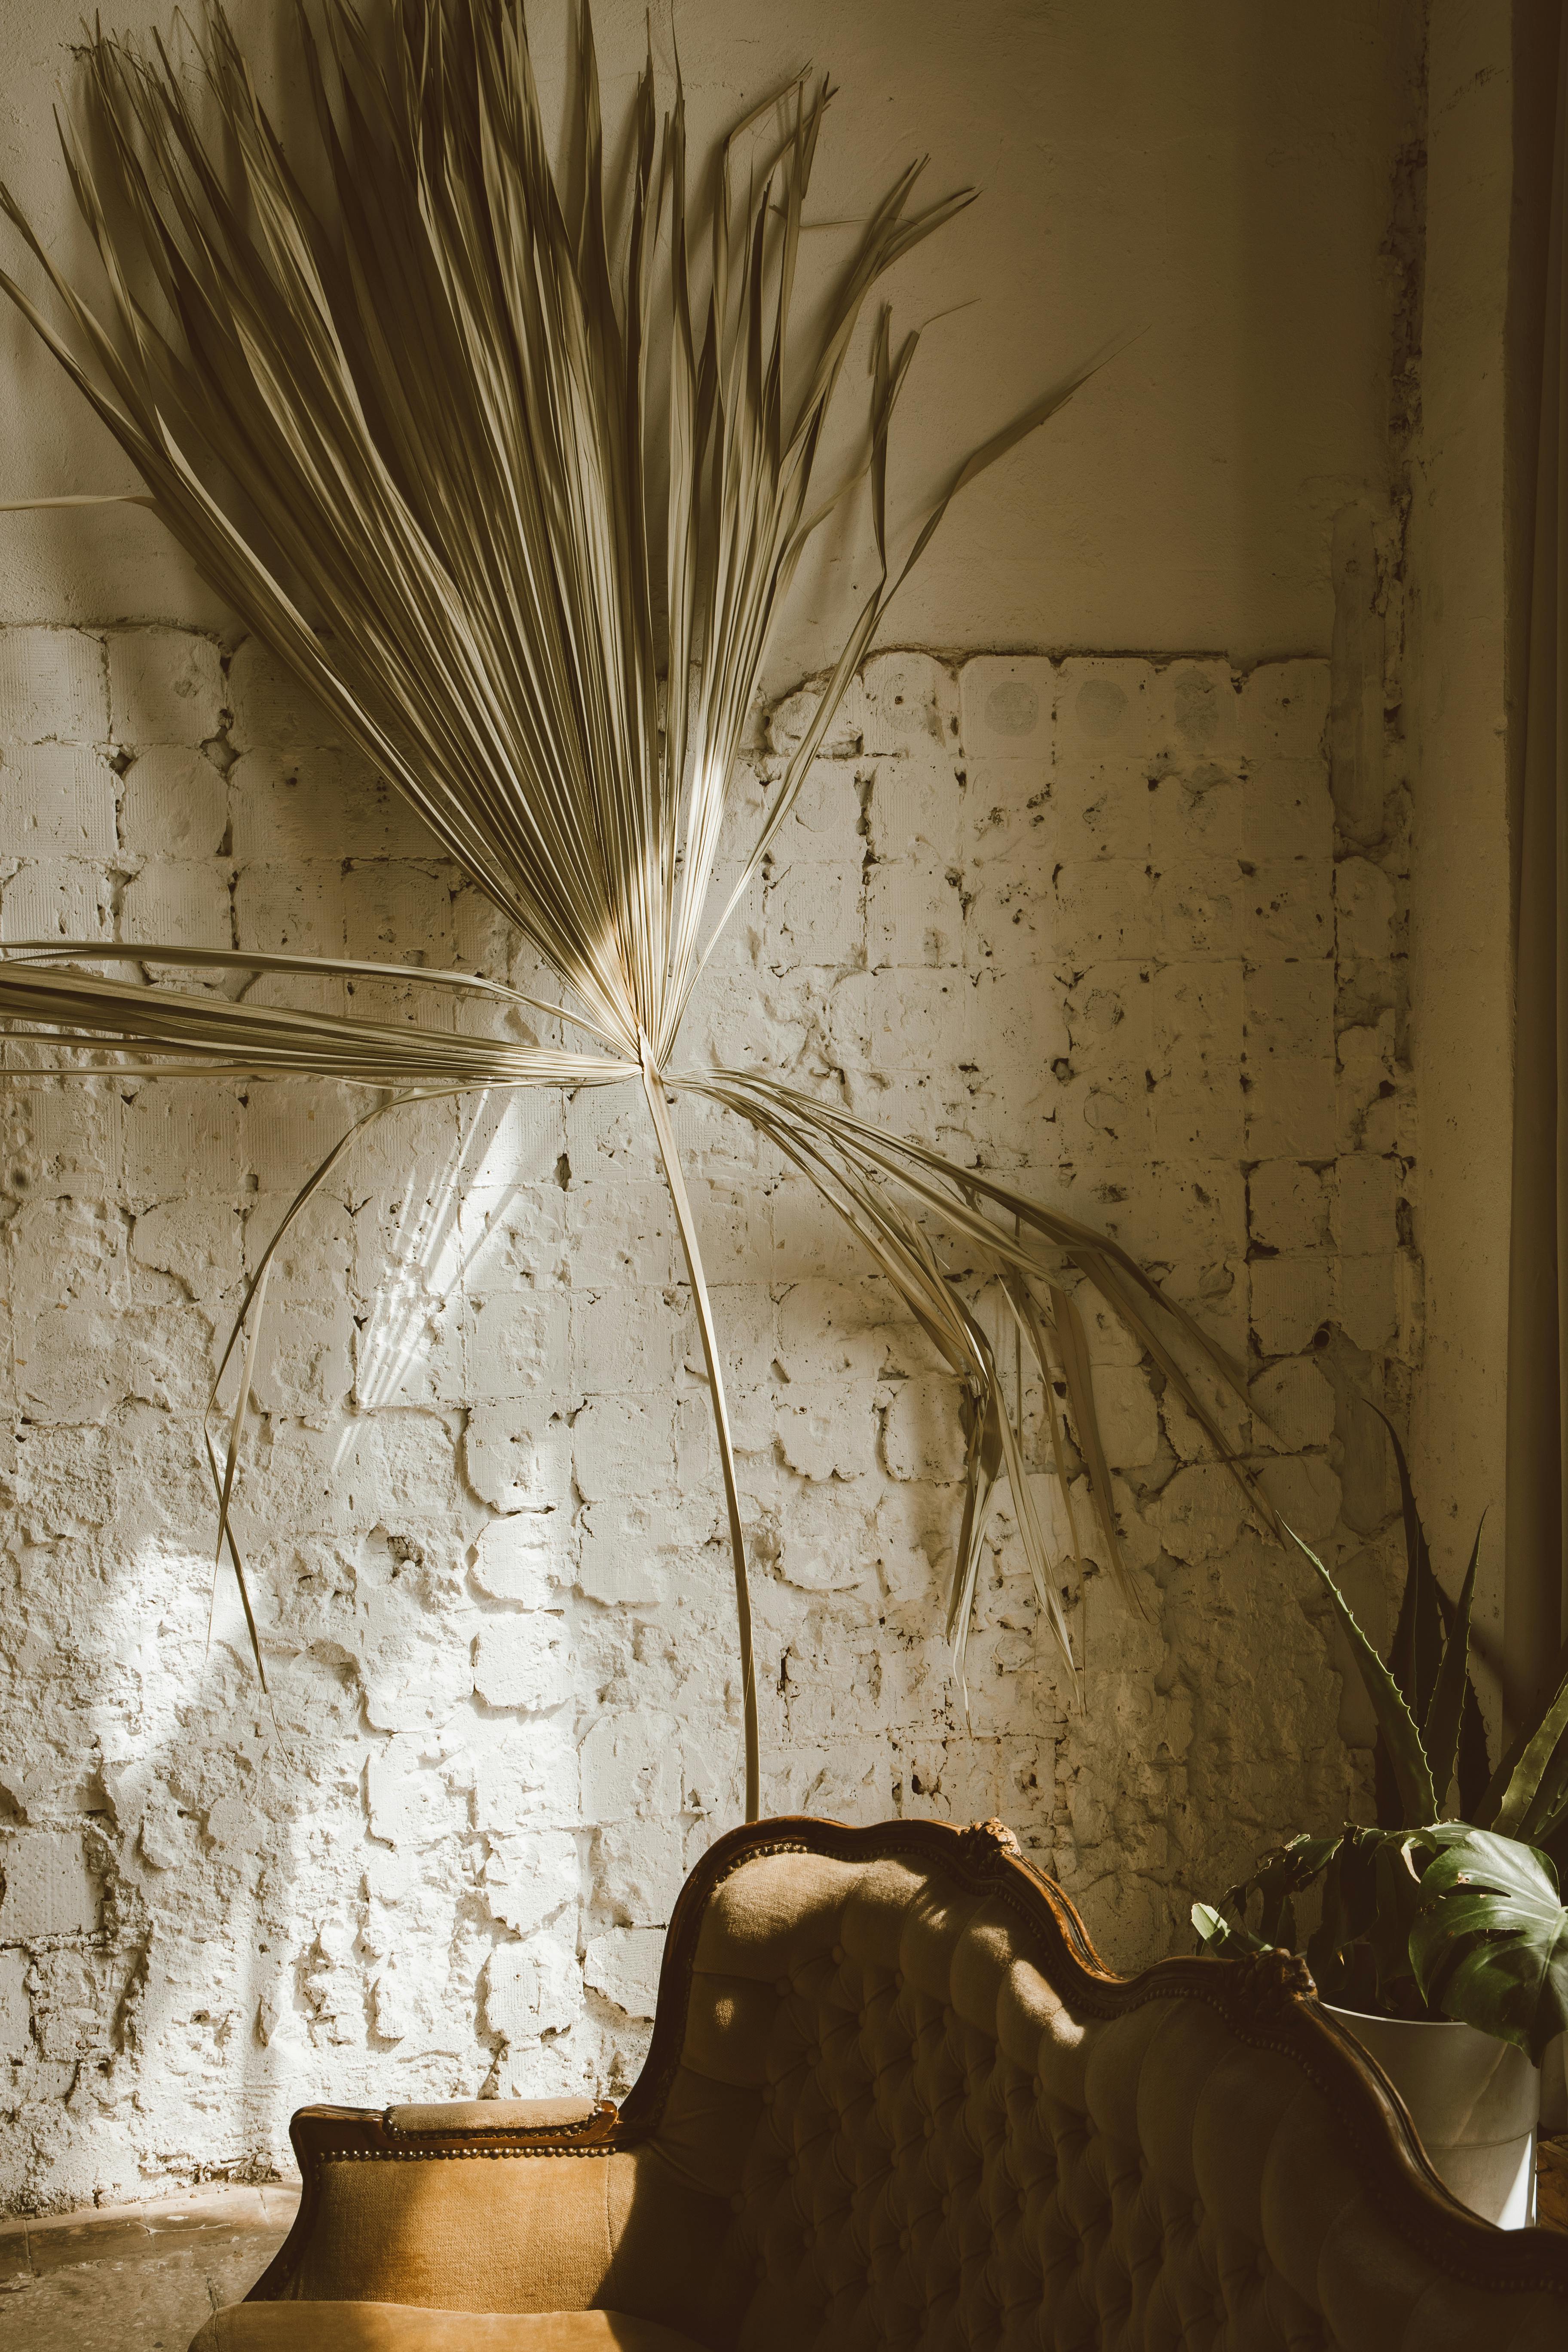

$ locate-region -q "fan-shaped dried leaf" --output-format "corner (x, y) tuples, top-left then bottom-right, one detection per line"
(0, 0), (1243, 1813)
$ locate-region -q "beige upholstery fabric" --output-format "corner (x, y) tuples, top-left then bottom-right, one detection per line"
(248, 1844), (1565, 2351)
(288, 2150), (658, 2314)
(189, 2308), (700, 2351)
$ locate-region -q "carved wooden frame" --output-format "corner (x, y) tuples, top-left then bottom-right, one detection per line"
(252, 1811), (1568, 2306)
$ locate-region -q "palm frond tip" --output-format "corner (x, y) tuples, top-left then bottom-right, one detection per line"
(0, 0), (1246, 1819)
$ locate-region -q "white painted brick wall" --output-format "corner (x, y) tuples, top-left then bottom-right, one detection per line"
(0, 629), (1414, 2210)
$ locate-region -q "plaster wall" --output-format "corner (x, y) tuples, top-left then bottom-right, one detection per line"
(0, 0), (1428, 2211)
(0, 629), (1412, 2206)
(0, 0), (1418, 672)
(1406, 2), (1516, 1721)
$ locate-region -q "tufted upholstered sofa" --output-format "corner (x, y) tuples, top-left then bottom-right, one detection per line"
(193, 1815), (1568, 2350)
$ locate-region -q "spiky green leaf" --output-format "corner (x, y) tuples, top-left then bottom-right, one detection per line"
(1421, 1517), (1482, 1815)
(1280, 1522), (1436, 1825)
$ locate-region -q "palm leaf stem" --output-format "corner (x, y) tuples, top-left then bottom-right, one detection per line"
(638, 1047), (760, 1820)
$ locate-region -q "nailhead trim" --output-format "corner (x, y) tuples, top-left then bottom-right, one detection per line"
(321, 2144), (616, 2162)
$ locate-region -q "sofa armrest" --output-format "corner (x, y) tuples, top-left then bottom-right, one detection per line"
(383, 2097), (605, 2139)
(249, 2101), (627, 2311)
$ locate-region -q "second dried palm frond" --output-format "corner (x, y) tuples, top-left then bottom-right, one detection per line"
(0, 0), (1268, 1819)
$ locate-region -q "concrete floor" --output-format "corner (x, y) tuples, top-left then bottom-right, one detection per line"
(0, 2184), (299, 2352)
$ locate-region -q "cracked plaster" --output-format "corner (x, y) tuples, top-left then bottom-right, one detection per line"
(0, 627), (1419, 2209)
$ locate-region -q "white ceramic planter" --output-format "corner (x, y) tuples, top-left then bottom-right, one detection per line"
(1326, 2003), (1540, 2228)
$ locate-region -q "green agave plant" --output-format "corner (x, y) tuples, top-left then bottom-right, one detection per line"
(1196, 1409), (1568, 2061)
(0, 0), (1265, 1820)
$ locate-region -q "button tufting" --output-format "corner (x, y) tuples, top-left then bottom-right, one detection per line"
(788, 2158), (799, 2177)
(924, 2118), (936, 2139)
(832, 1944), (845, 1963)
(1017, 2191), (1028, 2214)
(761, 2086), (774, 2106)
(775, 1975), (791, 1996)
(729, 2193), (745, 2214)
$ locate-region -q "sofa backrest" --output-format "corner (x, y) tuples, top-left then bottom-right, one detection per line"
(612, 1817), (1568, 2352)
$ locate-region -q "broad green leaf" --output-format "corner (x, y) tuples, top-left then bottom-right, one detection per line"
(1289, 1823), (1469, 2014)
(1368, 1831), (1439, 2006)
(1411, 1830), (1568, 2062)
(1222, 1833), (1339, 1945)
(1280, 1523), (1436, 1824)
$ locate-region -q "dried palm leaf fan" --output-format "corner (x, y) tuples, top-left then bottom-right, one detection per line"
(0, 0), (1269, 1821)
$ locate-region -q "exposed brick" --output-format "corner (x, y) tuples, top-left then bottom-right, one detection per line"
(0, 745), (116, 859)
(1335, 856), (1396, 962)
(959, 654), (1054, 767)
(1249, 1161), (1331, 1254)
(1237, 658), (1330, 761)
(584, 1926), (663, 2018)
(121, 861), (232, 952)
(1056, 657), (1171, 758)
(1250, 1255), (1334, 1356)
(0, 631), (1399, 2215)
(0, 1951), (29, 2057)
(0, 1832), (100, 1942)
(106, 628), (224, 745)
(226, 636), (342, 754)
(120, 747), (227, 857)
(1250, 1357), (1335, 1451)
(485, 1936), (582, 2043)
(0, 628), (105, 744)
(1, 859), (112, 941)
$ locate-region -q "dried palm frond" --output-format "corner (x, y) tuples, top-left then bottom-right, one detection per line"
(0, 0), (1262, 1821)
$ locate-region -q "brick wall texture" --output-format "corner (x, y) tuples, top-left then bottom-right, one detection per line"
(0, 628), (1412, 2208)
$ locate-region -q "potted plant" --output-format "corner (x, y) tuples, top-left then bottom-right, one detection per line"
(1194, 1410), (1568, 2228)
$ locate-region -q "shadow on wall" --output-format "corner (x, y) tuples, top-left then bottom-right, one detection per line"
(0, 1075), (610, 2213)
(1228, 4), (1423, 665)
(0, 611), (1405, 2210)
